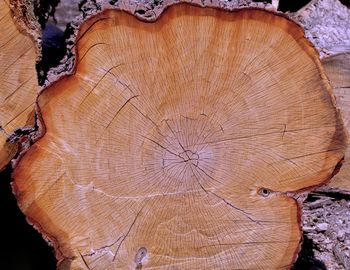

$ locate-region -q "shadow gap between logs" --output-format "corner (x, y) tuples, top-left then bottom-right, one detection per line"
(0, 165), (56, 270)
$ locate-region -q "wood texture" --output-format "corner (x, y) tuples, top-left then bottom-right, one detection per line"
(0, 0), (39, 170)
(322, 53), (350, 192)
(12, 5), (347, 269)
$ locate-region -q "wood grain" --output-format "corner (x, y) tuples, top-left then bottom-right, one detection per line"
(0, 0), (39, 170)
(13, 5), (347, 269)
(322, 53), (350, 192)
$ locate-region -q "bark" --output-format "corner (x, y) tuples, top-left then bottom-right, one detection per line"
(11, 3), (347, 269)
(291, 0), (350, 58)
(0, 0), (41, 170)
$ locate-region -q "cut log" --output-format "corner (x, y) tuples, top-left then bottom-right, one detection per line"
(12, 4), (347, 269)
(0, 0), (40, 170)
(321, 53), (350, 193)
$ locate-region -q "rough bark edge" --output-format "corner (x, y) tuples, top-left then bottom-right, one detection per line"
(291, 0), (350, 58)
(9, 0), (42, 55)
(314, 185), (350, 195)
(11, 2), (347, 269)
(43, 0), (281, 89)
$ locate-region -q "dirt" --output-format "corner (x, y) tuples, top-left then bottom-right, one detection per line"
(299, 192), (350, 269)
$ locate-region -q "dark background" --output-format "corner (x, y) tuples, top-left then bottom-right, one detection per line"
(0, 165), (56, 270)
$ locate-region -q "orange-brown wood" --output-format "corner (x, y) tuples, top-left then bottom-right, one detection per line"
(13, 5), (347, 269)
(0, 0), (39, 170)
(322, 53), (350, 192)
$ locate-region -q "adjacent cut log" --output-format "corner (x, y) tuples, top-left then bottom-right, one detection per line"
(12, 5), (347, 269)
(0, 0), (40, 170)
(322, 53), (350, 192)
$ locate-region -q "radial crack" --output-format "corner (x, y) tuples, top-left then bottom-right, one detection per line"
(105, 95), (139, 129)
(112, 206), (144, 262)
(194, 165), (259, 224)
(79, 251), (92, 270)
(142, 135), (183, 160)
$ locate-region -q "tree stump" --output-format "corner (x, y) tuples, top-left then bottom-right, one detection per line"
(0, 0), (40, 170)
(12, 4), (347, 269)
